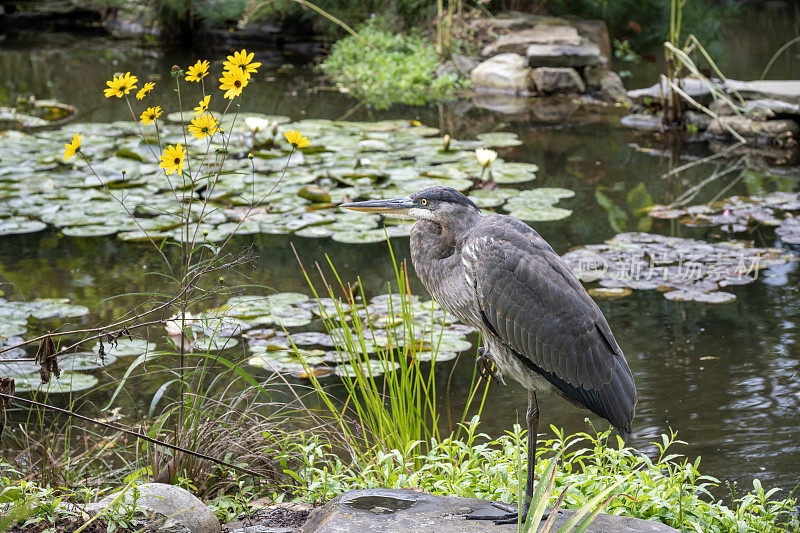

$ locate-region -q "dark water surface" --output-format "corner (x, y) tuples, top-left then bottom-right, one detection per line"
(2, 6), (800, 499)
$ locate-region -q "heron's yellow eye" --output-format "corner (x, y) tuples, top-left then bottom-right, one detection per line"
(421, 198), (428, 206)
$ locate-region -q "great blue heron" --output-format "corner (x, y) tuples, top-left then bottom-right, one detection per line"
(343, 186), (636, 523)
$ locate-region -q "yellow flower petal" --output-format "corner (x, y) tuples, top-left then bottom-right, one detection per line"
(219, 68), (248, 100)
(62, 133), (83, 162)
(283, 130), (310, 148)
(188, 113), (220, 140)
(159, 144), (186, 176)
(140, 106), (162, 126)
(136, 82), (155, 100)
(193, 95), (211, 117)
(186, 60), (210, 82)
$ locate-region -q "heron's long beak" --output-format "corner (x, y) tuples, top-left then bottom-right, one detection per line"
(341, 197), (414, 214)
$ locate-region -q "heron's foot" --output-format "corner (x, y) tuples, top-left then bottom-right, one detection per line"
(476, 348), (502, 385)
(465, 502), (547, 524)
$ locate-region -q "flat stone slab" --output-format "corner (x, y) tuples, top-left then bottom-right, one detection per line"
(301, 489), (678, 533)
(482, 25), (581, 56)
(526, 42), (603, 68)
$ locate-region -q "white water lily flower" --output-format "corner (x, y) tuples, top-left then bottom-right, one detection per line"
(165, 311), (194, 336)
(244, 116), (270, 133)
(475, 148), (497, 168)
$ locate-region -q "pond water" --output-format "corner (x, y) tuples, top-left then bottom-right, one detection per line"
(2, 4), (800, 500)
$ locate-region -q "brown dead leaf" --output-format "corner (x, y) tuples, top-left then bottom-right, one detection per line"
(35, 334), (59, 384)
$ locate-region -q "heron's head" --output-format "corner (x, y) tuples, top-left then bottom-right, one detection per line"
(341, 186), (480, 224)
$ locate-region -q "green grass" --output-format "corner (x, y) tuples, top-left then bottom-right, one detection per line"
(319, 20), (469, 109)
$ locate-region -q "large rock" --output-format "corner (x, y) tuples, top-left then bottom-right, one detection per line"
(598, 71), (629, 103)
(302, 489), (679, 532)
(87, 483), (221, 533)
(452, 54), (480, 77)
(470, 54), (530, 95)
(526, 41), (603, 68)
(707, 116), (799, 140)
(481, 25), (581, 56)
(724, 80), (800, 105)
(532, 67), (585, 94)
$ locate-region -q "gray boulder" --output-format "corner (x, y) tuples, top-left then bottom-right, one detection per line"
(301, 488), (679, 532)
(87, 483), (221, 533)
(452, 54), (480, 77)
(481, 25), (581, 56)
(532, 67), (585, 94)
(526, 41), (603, 68)
(471, 53), (530, 95)
(583, 62), (609, 87)
(598, 71), (629, 103)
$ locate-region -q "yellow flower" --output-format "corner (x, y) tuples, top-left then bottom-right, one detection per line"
(475, 148), (497, 168)
(219, 68), (248, 100)
(103, 72), (138, 98)
(283, 130), (310, 148)
(188, 113), (220, 140)
(140, 106), (162, 125)
(193, 95), (210, 117)
(186, 60), (210, 82)
(223, 49), (261, 79)
(62, 133), (83, 162)
(136, 82), (155, 100)
(159, 144), (186, 175)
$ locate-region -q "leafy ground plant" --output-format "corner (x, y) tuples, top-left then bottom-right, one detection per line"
(285, 422), (798, 532)
(319, 19), (469, 108)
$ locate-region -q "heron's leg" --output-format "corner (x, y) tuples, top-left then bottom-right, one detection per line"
(476, 347), (502, 384)
(465, 391), (543, 524)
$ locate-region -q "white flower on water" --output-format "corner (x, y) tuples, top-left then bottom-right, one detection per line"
(475, 148), (497, 168)
(165, 312), (195, 336)
(245, 117), (270, 133)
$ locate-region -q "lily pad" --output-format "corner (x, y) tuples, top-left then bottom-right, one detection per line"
(476, 132), (523, 147)
(91, 338), (156, 357)
(563, 232), (794, 302)
(333, 359), (401, 378)
(14, 371), (99, 393)
(0, 217), (47, 235)
(59, 351), (118, 370)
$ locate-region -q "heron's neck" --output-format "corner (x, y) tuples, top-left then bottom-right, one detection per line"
(414, 211), (478, 256)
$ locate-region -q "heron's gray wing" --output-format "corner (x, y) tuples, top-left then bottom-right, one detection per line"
(463, 215), (636, 434)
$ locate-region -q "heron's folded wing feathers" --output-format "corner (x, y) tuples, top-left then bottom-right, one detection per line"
(464, 216), (636, 433)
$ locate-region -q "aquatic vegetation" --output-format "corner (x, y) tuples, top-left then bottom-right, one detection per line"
(649, 191), (800, 233)
(563, 232), (795, 302)
(0, 118), (550, 242)
(319, 21), (469, 108)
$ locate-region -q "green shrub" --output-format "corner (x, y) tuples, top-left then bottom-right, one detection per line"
(319, 21), (469, 109)
(286, 421), (798, 532)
